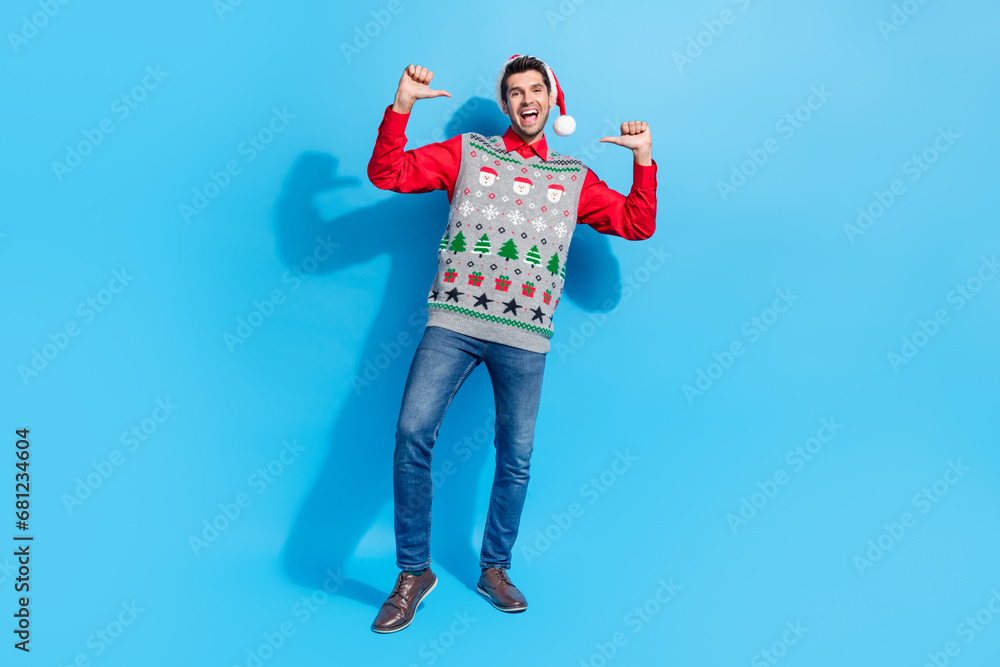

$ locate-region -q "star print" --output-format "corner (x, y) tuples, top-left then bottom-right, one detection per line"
(430, 290), (440, 301)
(445, 287), (462, 303)
(530, 306), (546, 323)
(473, 293), (494, 310)
(502, 298), (521, 315)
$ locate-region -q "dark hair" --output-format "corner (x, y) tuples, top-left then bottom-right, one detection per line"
(500, 56), (550, 108)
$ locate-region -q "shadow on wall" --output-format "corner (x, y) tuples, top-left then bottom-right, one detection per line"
(274, 97), (623, 609)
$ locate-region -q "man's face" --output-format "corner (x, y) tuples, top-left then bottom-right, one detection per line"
(503, 70), (556, 139)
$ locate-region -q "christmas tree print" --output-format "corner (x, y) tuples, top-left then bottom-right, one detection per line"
(473, 233), (491, 257)
(448, 230), (467, 254)
(524, 245), (541, 267)
(546, 252), (560, 276)
(497, 238), (519, 262)
(439, 233), (450, 251)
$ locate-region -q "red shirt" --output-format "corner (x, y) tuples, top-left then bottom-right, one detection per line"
(367, 105), (657, 240)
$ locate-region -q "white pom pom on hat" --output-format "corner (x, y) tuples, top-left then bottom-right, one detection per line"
(495, 54), (575, 136)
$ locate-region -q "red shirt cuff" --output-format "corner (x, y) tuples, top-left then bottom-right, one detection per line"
(381, 104), (410, 135)
(633, 159), (657, 190)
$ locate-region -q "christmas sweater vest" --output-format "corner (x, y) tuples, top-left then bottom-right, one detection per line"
(426, 132), (588, 354)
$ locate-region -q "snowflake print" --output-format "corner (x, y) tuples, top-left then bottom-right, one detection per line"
(508, 209), (524, 225)
(531, 218), (547, 233)
(458, 200), (474, 216)
(482, 204), (500, 220)
(554, 222), (568, 238)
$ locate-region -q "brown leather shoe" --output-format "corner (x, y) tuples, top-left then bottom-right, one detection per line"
(371, 568), (437, 633)
(477, 566), (527, 612)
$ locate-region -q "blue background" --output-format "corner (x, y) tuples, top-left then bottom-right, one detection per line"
(4, 0), (999, 665)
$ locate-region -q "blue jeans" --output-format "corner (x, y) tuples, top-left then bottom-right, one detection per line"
(393, 325), (546, 571)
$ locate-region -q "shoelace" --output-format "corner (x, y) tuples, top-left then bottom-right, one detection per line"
(390, 572), (412, 600)
(488, 566), (512, 587)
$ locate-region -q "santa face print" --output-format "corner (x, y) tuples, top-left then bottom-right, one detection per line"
(513, 177), (532, 196)
(547, 185), (564, 203)
(480, 167), (497, 187)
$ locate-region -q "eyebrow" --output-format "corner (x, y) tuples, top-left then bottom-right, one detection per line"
(508, 83), (545, 92)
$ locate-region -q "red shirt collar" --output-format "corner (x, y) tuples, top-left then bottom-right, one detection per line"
(502, 126), (549, 162)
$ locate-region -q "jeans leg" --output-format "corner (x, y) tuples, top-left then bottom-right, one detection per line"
(479, 340), (547, 569)
(393, 326), (483, 570)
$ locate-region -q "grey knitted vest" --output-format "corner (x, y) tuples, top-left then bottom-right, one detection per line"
(425, 131), (589, 354)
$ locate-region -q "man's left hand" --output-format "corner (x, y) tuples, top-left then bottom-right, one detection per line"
(600, 120), (653, 166)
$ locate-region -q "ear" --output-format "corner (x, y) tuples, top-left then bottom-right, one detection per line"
(549, 90), (557, 110)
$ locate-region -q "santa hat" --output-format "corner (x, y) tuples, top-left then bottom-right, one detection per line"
(495, 54), (576, 137)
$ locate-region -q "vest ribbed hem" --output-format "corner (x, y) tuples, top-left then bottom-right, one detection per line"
(426, 305), (550, 354)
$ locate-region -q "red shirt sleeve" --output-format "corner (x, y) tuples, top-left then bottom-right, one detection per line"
(367, 104), (462, 202)
(576, 160), (658, 240)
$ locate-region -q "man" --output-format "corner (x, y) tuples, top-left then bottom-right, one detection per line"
(366, 54), (657, 633)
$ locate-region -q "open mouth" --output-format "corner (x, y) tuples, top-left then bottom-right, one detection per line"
(520, 108), (539, 125)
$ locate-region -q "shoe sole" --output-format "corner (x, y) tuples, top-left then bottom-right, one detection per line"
(476, 583), (527, 613)
(371, 577), (438, 634)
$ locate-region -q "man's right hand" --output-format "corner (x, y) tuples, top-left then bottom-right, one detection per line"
(392, 64), (451, 115)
